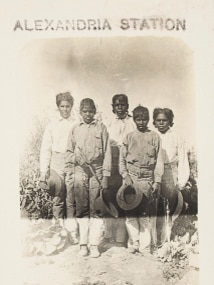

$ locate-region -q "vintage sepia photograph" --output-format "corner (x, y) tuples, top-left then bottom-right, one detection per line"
(18, 36), (198, 285)
(2, 1), (214, 285)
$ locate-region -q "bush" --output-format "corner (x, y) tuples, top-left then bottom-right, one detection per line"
(20, 114), (53, 219)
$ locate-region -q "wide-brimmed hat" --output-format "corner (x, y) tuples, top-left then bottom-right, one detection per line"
(172, 190), (184, 222)
(116, 183), (144, 211)
(95, 190), (119, 218)
(39, 169), (62, 196)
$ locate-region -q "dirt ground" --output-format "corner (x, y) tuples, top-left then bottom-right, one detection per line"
(21, 237), (199, 285)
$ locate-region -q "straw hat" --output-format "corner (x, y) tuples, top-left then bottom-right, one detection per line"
(95, 190), (119, 218)
(39, 169), (62, 195)
(116, 183), (144, 211)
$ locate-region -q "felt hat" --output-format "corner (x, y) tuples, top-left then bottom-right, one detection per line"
(39, 169), (62, 196)
(116, 183), (144, 211)
(95, 190), (119, 218)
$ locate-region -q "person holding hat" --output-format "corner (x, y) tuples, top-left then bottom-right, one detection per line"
(103, 94), (136, 247)
(65, 98), (111, 258)
(153, 107), (190, 246)
(119, 105), (164, 254)
(39, 92), (78, 241)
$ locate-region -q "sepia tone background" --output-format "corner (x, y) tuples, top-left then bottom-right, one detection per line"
(1, 0), (214, 284)
(18, 37), (195, 152)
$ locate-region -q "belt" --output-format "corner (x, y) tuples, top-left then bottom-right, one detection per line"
(164, 162), (178, 168)
(127, 163), (153, 179)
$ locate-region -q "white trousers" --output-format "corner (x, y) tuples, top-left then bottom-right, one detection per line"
(126, 216), (151, 250)
(77, 217), (104, 246)
(64, 218), (78, 239)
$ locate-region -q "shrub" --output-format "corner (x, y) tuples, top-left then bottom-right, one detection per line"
(20, 113), (53, 219)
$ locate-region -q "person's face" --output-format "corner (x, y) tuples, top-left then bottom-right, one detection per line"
(154, 113), (170, 133)
(80, 106), (96, 124)
(113, 99), (128, 119)
(134, 115), (149, 132)
(58, 100), (72, 119)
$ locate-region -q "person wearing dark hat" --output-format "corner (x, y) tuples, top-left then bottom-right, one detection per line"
(119, 105), (164, 254)
(65, 98), (111, 258)
(103, 94), (136, 247)
(153, 107), (190, 246)
(39, 92), (78, 241)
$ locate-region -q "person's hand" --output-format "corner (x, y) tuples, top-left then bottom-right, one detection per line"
(102, 176), (108, 189)
(39, 171), (50, 191)
(40, 171), (50, 182)
(178, 182), (190, 191)
(124, 174), (133, 186)
(151, 182), (161, 195)
(39, 181), (49, 191)
(75, 148), (87, 166)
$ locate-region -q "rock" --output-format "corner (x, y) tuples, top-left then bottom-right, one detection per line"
(56, 239), (66, 251)
(49, 234), (62, 246)
(175, 269), (199, 285)
(60, 229), (68, 237)
(157, 242), (171, 259)
(112, 281), (133, 285)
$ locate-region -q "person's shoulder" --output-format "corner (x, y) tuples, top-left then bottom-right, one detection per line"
(72, 120), (82, 130)
(126, 129), (137, 139)
(169, 129), (184, 142)
(149, 129), (161, 140)
(149, 129), (158, 136)
(96, 119), (108, 130)
(71, 118), (80, 126)
(44, 119), (55, 131)
(126, 114), (134, 122)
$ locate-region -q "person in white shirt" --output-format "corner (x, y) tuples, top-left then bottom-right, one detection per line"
(153, 107), (190, 246)
(40, 92), (77, 237)
(104, 94), (136, 247)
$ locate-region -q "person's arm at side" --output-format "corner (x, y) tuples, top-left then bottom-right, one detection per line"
(177, 137), (190, 190)
(65, 127), (76, 174)
(119, 134), (133, 186)
(40, 124), (52, 181)
(101, 124), (111, 188)
(153, 133), (164, 193)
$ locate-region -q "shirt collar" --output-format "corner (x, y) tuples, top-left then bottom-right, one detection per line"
(115, 113), (131, 121)
(79, 118), (97, 126)
(58, 115), (74, 122)
(158, 127), (172, 135)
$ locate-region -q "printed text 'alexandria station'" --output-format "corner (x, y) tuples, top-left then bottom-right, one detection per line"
(13, 18), (186, 32)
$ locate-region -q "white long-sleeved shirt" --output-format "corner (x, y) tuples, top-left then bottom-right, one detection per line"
(40, 115), (75, 173)
(158, 128), (190, 188)
(107, 114), (136, 146)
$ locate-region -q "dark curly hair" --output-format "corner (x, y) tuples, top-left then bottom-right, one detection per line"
(112, 94), (129, 113)
(153, 108), (174, 127)
(133, 106), (149, 120)
(80, 98), (96, 112)
(56, 92), (74, 107)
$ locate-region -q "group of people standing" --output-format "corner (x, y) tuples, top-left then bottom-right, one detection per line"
(39, 92), (190, 258)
